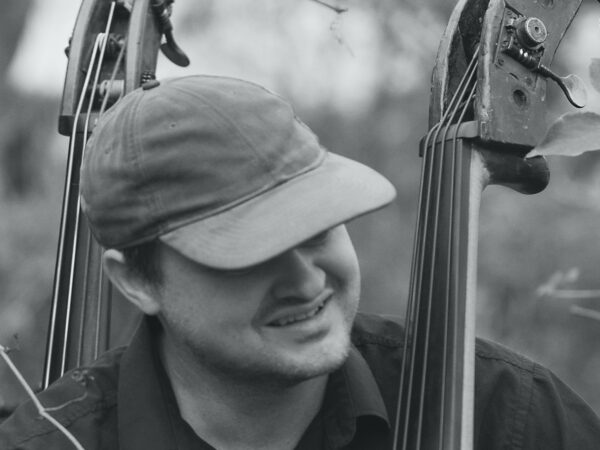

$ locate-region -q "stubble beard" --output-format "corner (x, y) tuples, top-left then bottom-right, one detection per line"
(182, 298), (359, 389)
(163, 275), (361, 390)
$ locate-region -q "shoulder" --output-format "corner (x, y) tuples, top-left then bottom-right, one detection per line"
(473, 338), (600, 449)
(351, 312), (600, 449)
(473, 337), (600, 448)
(0, 347), (125, 450)
(350, 312), (559, 379)
(349, 312), (536, 378)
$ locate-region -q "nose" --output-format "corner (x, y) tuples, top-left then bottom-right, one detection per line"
(270, 247), (326, 302)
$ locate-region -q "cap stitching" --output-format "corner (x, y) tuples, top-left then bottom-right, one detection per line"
(169, 82), (310, 188)
(88, 76), (334, 249)
(115, 152), (325, 250)
(158, 150), (327, 238)
(129, 90), (165, 241)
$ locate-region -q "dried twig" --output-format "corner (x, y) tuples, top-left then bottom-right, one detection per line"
(0, 345), (85, 450)
(308, 0), (353, 56)
(309, 0), (348, 14)
(550, 289), (600, 300)
(571, 305), (600, 323)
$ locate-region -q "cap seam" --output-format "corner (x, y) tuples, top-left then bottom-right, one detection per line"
(81, 76), (396, 255)
(130, 91), (166, 239)
(147, 82), (324, 238)
(110, 149), (325, 251)
(169, 83), (284, 181)
(158, 150), (326, 238)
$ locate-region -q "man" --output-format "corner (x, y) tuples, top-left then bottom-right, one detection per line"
(1, 75), (599, 449)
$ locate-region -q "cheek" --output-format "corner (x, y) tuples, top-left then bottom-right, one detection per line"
(154, 275), (213, 339)
(327, 233), (361, 292)
(157, 274), (263, 335)
(317, 240), (361, 322)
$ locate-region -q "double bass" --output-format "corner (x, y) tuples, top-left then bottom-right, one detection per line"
(40, 0), (590, 448)
(395, 0), (587, 448)
(43, 0), (188, 388)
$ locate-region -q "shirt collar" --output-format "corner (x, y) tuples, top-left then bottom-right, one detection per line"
(321, 346), (390, 448)
(118, 316), (389, 449)
(118, 317), (184, 450)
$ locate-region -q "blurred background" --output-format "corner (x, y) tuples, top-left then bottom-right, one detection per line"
(1, 0), (600, 417)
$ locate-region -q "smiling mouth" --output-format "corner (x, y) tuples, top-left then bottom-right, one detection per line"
(269, 297), (330, 327)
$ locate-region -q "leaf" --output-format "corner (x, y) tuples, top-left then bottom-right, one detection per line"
(526, 111), (600, 158)
(590, 58), (600, 94)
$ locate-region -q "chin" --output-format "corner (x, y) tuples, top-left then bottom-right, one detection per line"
(269, 333), (353, 385)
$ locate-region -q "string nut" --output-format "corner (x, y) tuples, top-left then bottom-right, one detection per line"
(142, 79), (161, 90)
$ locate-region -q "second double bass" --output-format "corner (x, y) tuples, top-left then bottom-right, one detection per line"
(396, 0), (589, 448)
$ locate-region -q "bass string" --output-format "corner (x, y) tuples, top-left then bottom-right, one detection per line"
(76, 215), (94, 368)
(394, 54), (477, 448)
(392, 120), (438, 449)
(62, 2), (118, 374)
(93, 34), (128, 361)
(43, 29), (110, 388)
(93, 254), (105, 361)
(393, 46), (478, 449)
(450, 78), (479, 449)
(414, 55), (478, 445)
(394, 120), (443, 449)
(75, 30), (118, 369)
(414, 54), (478, 449)
(81, 6), (126, 366)
(436, 72), (478, 449)
(42, 29), (103, 387)
(99, 36), (127, 116)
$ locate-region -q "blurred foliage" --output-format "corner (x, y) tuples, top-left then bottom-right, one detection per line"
(1, 0), (600, 419)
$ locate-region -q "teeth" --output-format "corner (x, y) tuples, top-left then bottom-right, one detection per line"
(272, 300), (327, 327)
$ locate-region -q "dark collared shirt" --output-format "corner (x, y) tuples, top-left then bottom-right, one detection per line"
(1, 313), (599, 449)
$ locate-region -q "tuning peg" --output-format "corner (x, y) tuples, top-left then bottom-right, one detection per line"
(503, 16), (587, 108)
(151, 0), (190, 67)
(535, 64), (587, 108)
(160, 32), (189, 67)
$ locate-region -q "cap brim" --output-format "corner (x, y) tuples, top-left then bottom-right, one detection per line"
(159, 152), (396, 269)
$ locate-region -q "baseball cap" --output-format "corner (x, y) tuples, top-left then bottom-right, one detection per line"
(80, 75), (396, 269)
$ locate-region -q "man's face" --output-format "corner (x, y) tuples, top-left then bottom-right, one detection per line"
(153, 225), (361, 384)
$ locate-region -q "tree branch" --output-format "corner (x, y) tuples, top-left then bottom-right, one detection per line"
(571, 305), (600, 323)
(309, 0), (348, 14)
(0, 345), (86, 449)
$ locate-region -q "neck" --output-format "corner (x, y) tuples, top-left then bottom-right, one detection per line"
(158, 332), (328, 450)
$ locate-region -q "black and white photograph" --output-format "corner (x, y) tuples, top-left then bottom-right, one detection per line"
(1, 1), (600, 448)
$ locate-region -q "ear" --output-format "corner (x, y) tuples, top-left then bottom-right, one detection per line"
(102, 249), (162, 316)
